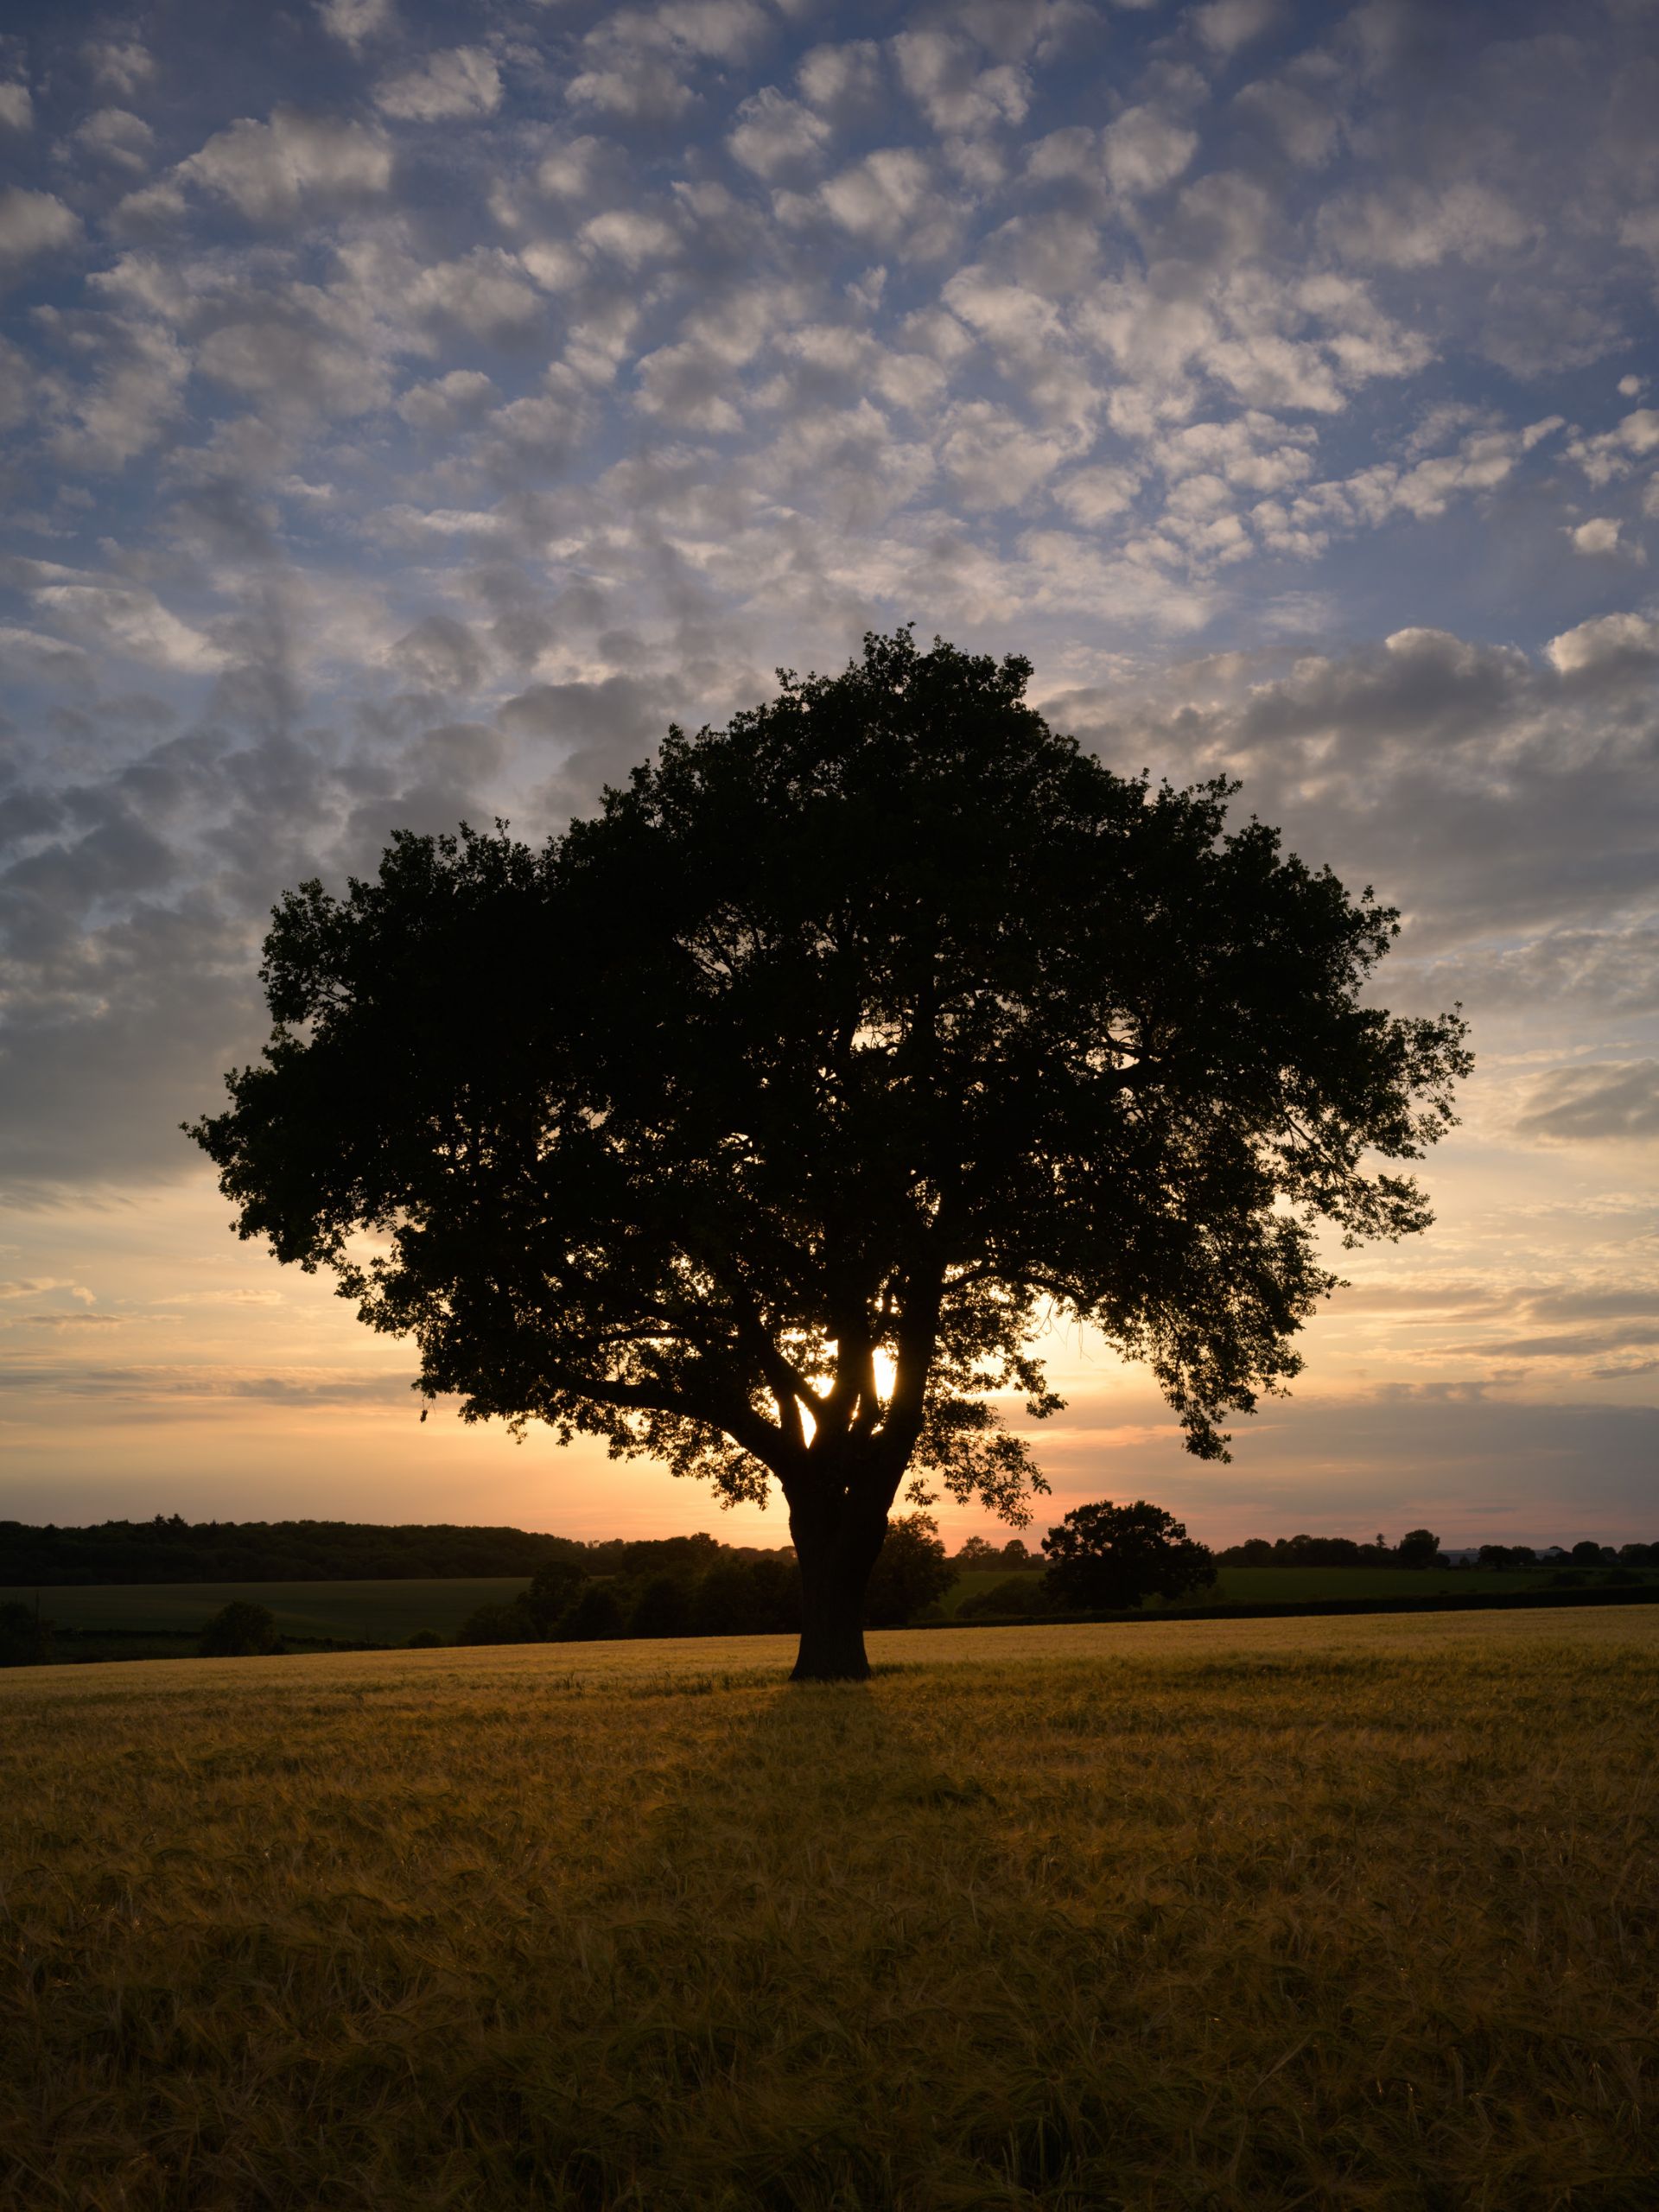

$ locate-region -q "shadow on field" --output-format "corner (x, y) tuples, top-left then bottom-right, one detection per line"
(512, 1672), (1041, 2212)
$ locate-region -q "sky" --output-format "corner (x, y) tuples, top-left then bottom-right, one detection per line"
(1, 0), (1656, 1553)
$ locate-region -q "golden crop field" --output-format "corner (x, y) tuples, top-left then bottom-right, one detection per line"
(3, 1610), (1656, 2210)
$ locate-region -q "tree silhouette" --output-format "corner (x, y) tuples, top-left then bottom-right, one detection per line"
(1041, 1499), (1216, 1612)
(191, 630), (1469, 1680)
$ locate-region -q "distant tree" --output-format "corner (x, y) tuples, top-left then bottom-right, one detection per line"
(1218, 1537), (1275, 1566)
(692, 1560), (765, 1637)
(190, 630), (1469, 1679)
(998, 1538), (1032, 1567)
(1042, 1501), (1217, 1613)
(1279, 1534), (1366, 1567)
(864, 1513), (957, 1627)
(1570, 1540), (1606, 1566)
(952, 1535), (1001, 1567)
(1395, 1528), (1441, 1569)
(197, 1600), (281, 1657)
(520, 1554), (590, 1635)
(0, 1601), (53, 1667)
(406, 1629), (443, 1648)
(742, 1553), (804, 1634)
(1478, 1544), (1538, 1570)
(563, 1585), (625, 1642)
(631, 1575), (695, 1639)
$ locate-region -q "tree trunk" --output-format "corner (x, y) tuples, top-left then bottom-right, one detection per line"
(788, 1482), (893, 1683)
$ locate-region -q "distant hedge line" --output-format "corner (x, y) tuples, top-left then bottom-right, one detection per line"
(0, 1516), (590, 1585)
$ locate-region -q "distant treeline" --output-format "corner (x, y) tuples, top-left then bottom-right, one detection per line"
(10, 1516), (1654, 1597)
(0, 1516), (593, 1586)
(1218, 1534), (1659, 1569)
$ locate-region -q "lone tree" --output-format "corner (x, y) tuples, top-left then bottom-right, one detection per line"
(1041, 1500), (1217, 1613)
(191, 631), (1469, 1681)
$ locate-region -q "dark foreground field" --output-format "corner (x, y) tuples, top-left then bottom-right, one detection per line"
(3, 1611), (1655, 2210)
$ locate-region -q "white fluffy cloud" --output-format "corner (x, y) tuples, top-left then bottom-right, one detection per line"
(70, 107), (156, 172)
(727, 89), (830, 180)
(892, 31), (1030, 136)
(316, 0), (394, 51)
(0, 187), (79, 276)
(181, 108), (394, 220)
(1568, 517), (1627, 556)
(1101, 108), (1198, 196)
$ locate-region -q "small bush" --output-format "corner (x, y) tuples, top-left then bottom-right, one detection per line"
(197, 1601), (281, 1657)
(406, 1629), (443, 1648)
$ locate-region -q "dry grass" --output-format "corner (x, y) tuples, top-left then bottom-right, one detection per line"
(3, 1610), (1656, 2209)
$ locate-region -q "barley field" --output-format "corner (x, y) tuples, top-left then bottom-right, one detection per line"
(3, 1610), (1656, 2210)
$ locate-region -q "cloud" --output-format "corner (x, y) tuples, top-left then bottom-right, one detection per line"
(938, 400), (1077, 508)
(569, 0), (772, 120)
(0, 188), (80, 279)
(10, 1312), (126, 1330)
(1516, 1063), (1659, 1145)
(1324, 181), (1533, 269)
(0, 81), (32, 132)
(408, 249), (543, 339)
(892, 31), (1030, 136)
(1192, 0), (1284, 59)
(798, 40), (883, 114)
(1101, 108), (1198, 196)
(1044, 619), (1659, 962)
(27, 582), (226, 672)
(1569, 408), (1659, 485)
(1232, 76), (1338, 167)
(317, 0), (395, 51)
(181, 108), (394, 220)
(818, 149), (959, 257)
(1545, 613), (1659, 675)
(387, 613), (489, 695)
(396, 368), (496, 432)
(84, 38), (156, 96)
(375, 48), (502, 124)
(46, 316), (191, 472)
(1567, 518), (1631, 557)
(70, 107), (156, 172)
(580, 206), (681, 269)
(727, 88), (830, 180)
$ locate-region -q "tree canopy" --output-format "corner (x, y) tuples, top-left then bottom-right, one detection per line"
(192, 629), (1470, 1677)
(1041, 1500), (1217, 1613)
